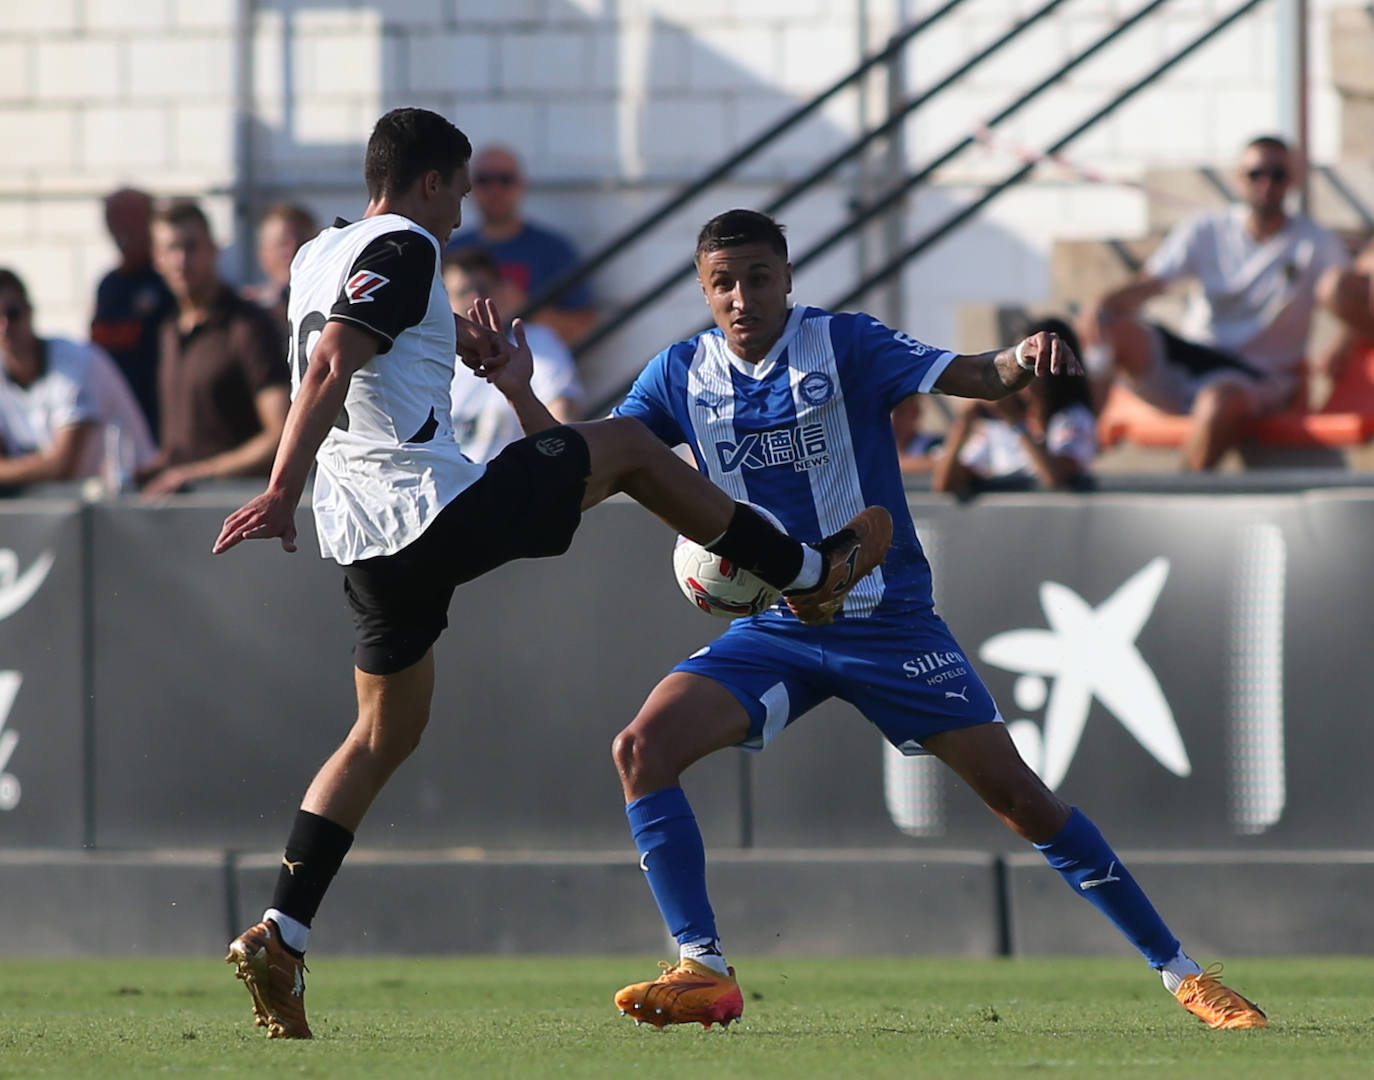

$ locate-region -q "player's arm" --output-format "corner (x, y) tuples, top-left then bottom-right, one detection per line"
(0, 421), (95, 485)
(933, 329), (1082, 400)
(212, 322), (377, 554)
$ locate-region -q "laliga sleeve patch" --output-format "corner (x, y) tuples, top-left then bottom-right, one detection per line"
(344, 270), (391, 303)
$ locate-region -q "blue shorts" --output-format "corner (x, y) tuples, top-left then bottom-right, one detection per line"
(672, 609), (1002, 754)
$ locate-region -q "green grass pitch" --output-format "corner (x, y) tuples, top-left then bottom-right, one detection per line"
(2, 955), (1372, 1078)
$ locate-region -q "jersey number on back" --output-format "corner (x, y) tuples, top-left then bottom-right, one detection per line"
(287, 310), (349, 431)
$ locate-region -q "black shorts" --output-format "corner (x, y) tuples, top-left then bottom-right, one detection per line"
(1155, 324), (1262, 381)
(343, 427), (590, 675)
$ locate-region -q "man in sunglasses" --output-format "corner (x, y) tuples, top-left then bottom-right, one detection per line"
(0, 268), (155, 493)
(1076, 135), (1350, 470)
(445, 145), (596, 347)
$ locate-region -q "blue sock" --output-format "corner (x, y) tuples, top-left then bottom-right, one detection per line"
(626, 787), (718, 946)
(1035, 807), (1179, 968)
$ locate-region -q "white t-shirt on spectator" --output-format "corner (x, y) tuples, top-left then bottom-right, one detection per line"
(449, 322), (583, 463)
(957, 403), (1098, 480)
(0, 337), (157, 482)
(1143, 205), (1349, 377)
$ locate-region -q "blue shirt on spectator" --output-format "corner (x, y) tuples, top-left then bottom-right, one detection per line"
(446, 222), (592, 310)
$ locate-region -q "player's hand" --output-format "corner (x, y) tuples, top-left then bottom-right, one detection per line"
(470, 297), (534, 396)
(1016, 330), (1083, 377)
(454, 311), (507, 372)
(212, 489), (298, 554)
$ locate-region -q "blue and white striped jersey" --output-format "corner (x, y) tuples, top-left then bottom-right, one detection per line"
(615, 304), (954, 620)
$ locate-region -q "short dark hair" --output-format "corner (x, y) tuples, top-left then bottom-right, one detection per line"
(696, 209), (788, 262)
(441, 246), (500, 279)
(1246, 135), (1290, 156)
(364, 108), (473, 200)
(0, 268), (29, 307)
(151, 198), (213, 238)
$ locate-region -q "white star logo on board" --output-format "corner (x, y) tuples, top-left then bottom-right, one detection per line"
(978, 557), (1189, 789)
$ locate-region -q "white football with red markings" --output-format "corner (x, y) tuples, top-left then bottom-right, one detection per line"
(672, 503), (785, 619)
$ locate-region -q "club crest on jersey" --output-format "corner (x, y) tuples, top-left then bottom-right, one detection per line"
(535, 435), (566, 457)
(798, 371), (834, 407)
(345, 269), (390, 303)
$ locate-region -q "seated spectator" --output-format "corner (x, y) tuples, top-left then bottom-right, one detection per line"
(243, 202), (319, 329)
(933, 318), (1097, 497)
(1076, 135), (1353, 470)
(0, 268), (155, 492)
(90, 187), (177, 440)
(444, 247), (583, 463)
(891, 394), (943, 475)
(140, 199), (289, 496)
(446, 145), (595, 346)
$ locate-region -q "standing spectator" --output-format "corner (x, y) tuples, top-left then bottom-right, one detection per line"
(0, 268), (155, 492)
(445, 145), (596, 346)
(141, 199), (289, 496)
(1076, 135), (1351, 470)
(244, 202), (319, 330)
(934, 317), (1098, 497)
(90, 187), (177, 441)
(443, 247), (583, 462)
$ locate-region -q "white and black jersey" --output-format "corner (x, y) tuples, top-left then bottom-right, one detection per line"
(286, 213), (485, 564)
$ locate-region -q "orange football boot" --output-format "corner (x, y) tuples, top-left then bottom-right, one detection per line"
(225, 919), (313, 1038)
(614, 959), (744, 1029)
(1174, 964), (1268, 1029)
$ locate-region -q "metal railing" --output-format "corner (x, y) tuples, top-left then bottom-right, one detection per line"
(563, 0), (1274, 414)
(514, 0), (973, 328)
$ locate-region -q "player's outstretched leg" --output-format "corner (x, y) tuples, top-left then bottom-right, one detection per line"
(925, 722), (1267, 1029)
(225, 918), (312, 1039)
(783, 505), (893, 625)
(569, 418), (892, 622)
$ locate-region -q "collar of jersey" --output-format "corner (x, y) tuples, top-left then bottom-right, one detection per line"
(721, 304), (806, 381)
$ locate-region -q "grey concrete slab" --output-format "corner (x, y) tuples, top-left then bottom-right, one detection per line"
(0, 850), (229, 956)
(1006, 851), (1374, 958)
(233, 848), (1001, 958)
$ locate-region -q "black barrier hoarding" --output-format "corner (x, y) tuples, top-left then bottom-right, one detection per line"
(855, 491), (1374, 851)
(20, 487), (1374, 853)
(0, 503), (84, 846)
(90, 498), (741, 849)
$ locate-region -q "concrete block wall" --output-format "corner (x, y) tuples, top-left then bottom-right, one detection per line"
(0, 1), (1364, 393)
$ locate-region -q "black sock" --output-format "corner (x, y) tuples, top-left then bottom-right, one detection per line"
(270, 809), (355, 928)
(705, 502), (804, 591)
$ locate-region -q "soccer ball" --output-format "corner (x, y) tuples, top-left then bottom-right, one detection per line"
(672, 504), (784, 618)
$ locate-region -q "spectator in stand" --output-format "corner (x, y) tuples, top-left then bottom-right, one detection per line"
(91, 187), (177, 441)
(140, 199), (289, 496)
(0, 268), (155, 493)
(1076, 135), (1352, 471)
(445, 145), (595, 346)
(890, 394), (943, 475)
(933, 317), (1097, 497)
(243, 202), (319, 330)
(443, 246), (583, 462)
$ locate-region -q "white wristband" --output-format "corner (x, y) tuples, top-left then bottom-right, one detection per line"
(1014, 340), (1035, 371)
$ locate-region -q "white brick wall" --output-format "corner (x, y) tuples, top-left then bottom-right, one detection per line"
(0, 0), (1363, 373)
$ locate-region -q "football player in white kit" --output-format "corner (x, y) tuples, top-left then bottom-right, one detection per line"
(605, 210), (1267, 1032)
(212, 110), (891, 1039)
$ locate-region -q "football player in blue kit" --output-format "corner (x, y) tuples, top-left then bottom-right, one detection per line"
(604, 209), (1266, 1032)
(212, 114), (888, 1039)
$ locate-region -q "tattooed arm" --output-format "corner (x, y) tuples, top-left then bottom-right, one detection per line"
(933, 329), (1081, 400)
